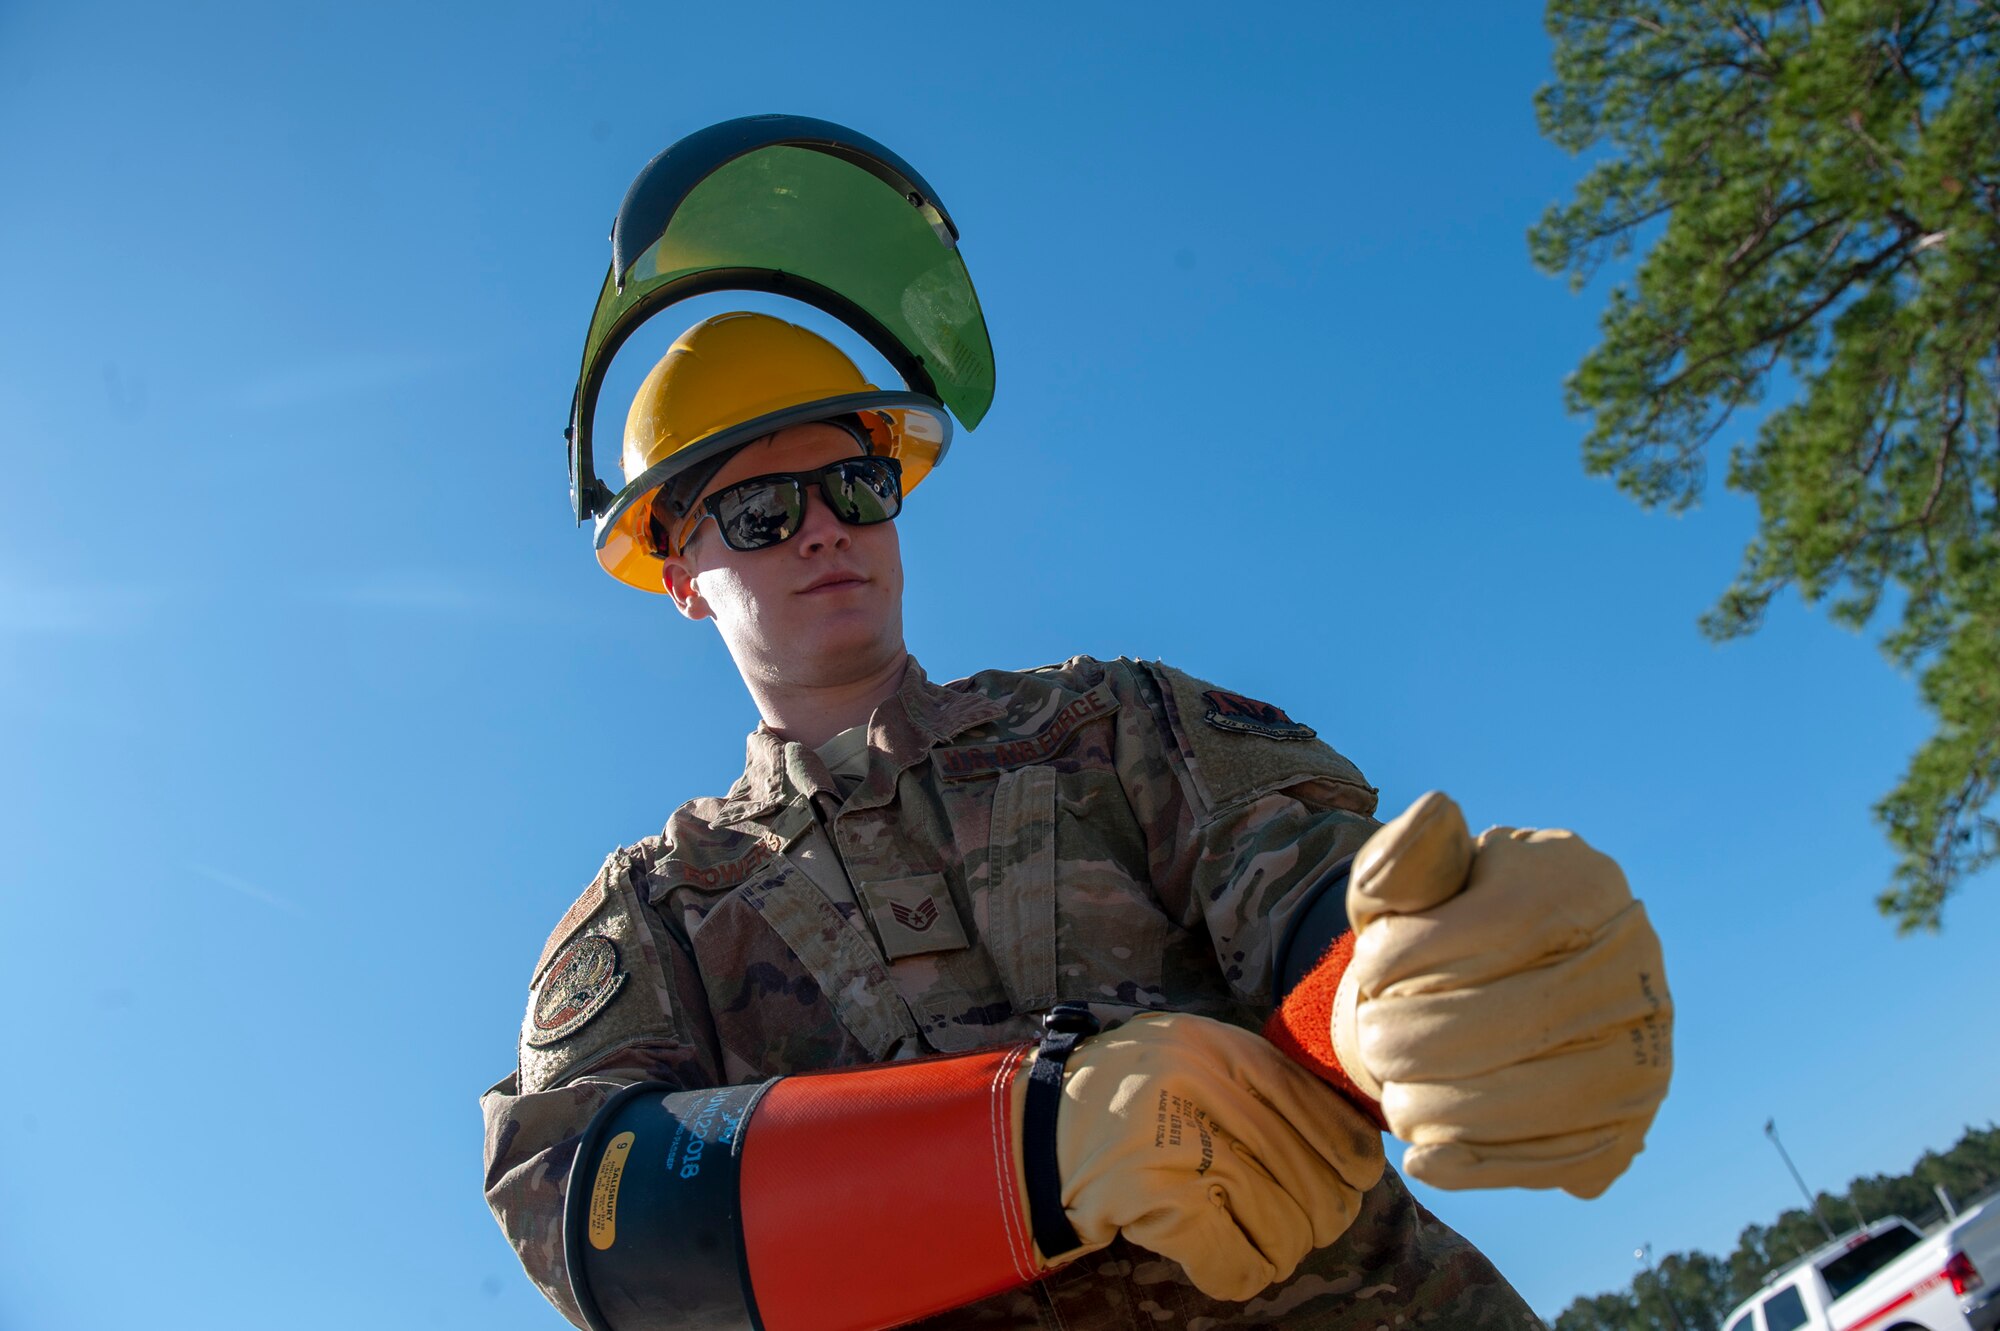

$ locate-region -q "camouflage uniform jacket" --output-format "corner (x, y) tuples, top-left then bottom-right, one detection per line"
(481, 655), (1544, 1330)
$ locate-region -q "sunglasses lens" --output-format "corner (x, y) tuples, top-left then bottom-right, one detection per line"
(712, 479), (805, 551)
(825, 458), (902, 525)
(702, 457), (904, 551)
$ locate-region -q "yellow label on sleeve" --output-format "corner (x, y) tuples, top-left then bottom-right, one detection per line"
(587, 1131), (635, 1251)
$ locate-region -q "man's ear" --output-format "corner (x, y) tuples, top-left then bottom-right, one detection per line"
(662, 556), (711, 621)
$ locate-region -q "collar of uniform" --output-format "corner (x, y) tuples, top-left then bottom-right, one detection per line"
(846, 657), (1007, 811)
(887, 656), (1009, 752)
(710, 656), (1006, 826)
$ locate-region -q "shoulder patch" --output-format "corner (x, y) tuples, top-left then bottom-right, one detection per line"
(525, 934), (627, 1046)
(517, 849), (682, 1094)
(1144, 661), (1375, 815)
(1201, 689), (1316, 741)
(533, 871), (608, 987)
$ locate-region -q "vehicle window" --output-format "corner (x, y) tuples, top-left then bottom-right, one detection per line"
(1725, 1310), (1759, 1331)
(1763, 1286), (1809, 1331)
(1820, 1228), (1922, 1300)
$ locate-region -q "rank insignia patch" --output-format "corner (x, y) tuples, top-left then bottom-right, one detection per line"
(526, 934), (627, 1047)
(857, 872), (970, 961)
(890, 897), (940, 933)
(1201, 689), (1317, 741)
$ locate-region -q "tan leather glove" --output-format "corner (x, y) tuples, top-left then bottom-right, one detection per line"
(1330, 791), (1672, 1199)
(1056, 1011), (1384, 1287)
(1056, 1012), (1384, 1301)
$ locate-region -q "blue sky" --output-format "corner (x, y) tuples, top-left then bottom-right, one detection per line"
(3, 3), (1994, 1327)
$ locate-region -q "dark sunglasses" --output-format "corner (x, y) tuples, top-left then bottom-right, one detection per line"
(671, 455), (904, 554)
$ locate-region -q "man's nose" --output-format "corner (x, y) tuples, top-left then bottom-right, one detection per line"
(794, 489), (849, 555)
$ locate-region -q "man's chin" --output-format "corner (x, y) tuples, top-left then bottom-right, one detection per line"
(760, 622), (904, 684)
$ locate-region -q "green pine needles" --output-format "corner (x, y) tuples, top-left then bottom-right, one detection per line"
(1532, 0), (2000, 930)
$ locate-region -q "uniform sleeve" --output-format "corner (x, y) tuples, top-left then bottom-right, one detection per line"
(1112, 661), (1381, 1010)
(479, 848), (723, 1329)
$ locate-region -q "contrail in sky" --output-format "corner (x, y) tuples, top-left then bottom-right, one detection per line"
(186, 863), (306, 917)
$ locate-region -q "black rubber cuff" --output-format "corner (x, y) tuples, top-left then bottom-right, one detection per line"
(1272, 854), (1355, 1000)
(1023, 1003), (1100, 1261)
(562, 1079), (772, 1331)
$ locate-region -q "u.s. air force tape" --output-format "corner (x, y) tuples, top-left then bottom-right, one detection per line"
(564, 1080), (771, 1331)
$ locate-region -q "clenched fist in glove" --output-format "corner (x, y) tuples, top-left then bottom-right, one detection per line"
(1329, 791), (1672, 1199)
(1056, 1013), (1386, 1301)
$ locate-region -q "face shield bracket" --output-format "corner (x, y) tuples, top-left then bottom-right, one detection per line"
(567, 271), (948, 524)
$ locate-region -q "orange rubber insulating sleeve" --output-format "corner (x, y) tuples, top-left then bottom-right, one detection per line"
(739, 1043), (1039, 1331)
(1262, 930), (1387, 1129)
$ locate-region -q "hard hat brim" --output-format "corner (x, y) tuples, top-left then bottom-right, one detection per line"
(593, 390), (951, 593)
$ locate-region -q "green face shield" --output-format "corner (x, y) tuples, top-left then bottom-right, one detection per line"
(566, 115), (997, 524)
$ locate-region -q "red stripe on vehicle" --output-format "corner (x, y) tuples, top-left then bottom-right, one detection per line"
(1838, 1270), (1948, 1331)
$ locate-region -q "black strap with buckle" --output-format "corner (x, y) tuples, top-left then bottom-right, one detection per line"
(1022, 1002), (1100, 1261)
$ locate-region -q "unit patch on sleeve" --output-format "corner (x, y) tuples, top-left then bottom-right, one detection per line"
(526, 934), (628, 1047)
(1201, 689), (1318, 741)
(1143, 661), (1374, 815)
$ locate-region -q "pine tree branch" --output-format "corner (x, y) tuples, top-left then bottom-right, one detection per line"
(1648, 234), (1915, 400)
(1724, 192), (1828, 268)
(1919, 372), (1968, 526)
(1720, 0), (1775, 61)
(1855, 372), (1907, 478)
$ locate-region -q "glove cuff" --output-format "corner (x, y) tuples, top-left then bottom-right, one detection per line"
(1023, 1004), (1100, 1262)
(1261, 930), (1386, 1126)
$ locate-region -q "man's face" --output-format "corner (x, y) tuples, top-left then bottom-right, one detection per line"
(662, 422), (907, 688)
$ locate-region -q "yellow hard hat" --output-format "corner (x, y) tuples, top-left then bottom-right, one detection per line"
(593, 311), (951, 592)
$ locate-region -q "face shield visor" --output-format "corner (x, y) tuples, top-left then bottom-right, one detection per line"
(565, 115), (997, 525)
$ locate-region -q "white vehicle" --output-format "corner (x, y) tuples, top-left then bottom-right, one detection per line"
(1720, 1199), (2000, 1331)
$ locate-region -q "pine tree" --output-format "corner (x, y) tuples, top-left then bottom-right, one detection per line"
(1531, 0), (2000, 928)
